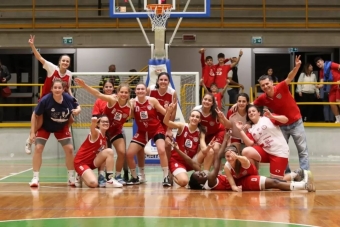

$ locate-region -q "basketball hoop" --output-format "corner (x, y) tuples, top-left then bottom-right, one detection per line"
(146, 4), (172, 31)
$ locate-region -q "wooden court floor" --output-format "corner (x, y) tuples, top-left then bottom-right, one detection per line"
(0, 158), (339, 227)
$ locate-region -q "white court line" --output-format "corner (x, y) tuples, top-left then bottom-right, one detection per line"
(0, 168), (32, 181)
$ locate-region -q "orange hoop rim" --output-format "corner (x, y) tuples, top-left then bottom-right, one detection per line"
(147, 4), (172, 15)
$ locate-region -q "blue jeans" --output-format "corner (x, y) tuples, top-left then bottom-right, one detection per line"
(280, 118), (310, 172)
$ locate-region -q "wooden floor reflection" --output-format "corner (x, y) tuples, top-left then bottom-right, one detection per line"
(0, 161), (339, 227)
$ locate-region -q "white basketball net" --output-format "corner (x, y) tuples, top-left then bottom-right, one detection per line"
(147, 6), (172, 31)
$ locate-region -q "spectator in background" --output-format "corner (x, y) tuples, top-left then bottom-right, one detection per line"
(0, 60), (11, 123)
(227, 56), (244, 108)
(128, 69), (140, 99)
(296, 63), (320, 122)
(99, 64), (120, 93)
(265, 67), (279, 83)
(320, 80), (335, 122)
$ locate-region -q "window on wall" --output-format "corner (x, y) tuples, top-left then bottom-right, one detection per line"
(254, 53), (291, 86)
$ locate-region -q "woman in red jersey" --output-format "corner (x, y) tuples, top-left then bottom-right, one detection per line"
(25, 34), (74, 155)
(223, 146), (315, 192)
(74, 116), (123, 188)
(193, 93), (231, 170)
(147, 72), (178, 163)
(126, 83), (171, 187)
(163, 104), (211, 187)
(226, 93), (249, 151)
(75, 78), (131, 185)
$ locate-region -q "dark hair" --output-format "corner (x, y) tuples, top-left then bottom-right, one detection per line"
(102, 80), (114, 93)
(303, 63), (312, 75)
(258, 75), (273, 83)
(314, 57), (323, 64)
(188, 173), (204, 190)
(217, 53), (225, 59)
(246, 104), (263, 124)
(205, 56), (213, 61)
(202, 93), (218, 120)
(191, 110), (207, 134)
(265, 67), (273, 74)
(236, 93), (249, 103)
(226, 145), (242, 177)
(129, 69), (137, 72)
(155, 72), (170, 89)
(58, 55), (71, 69)
(96, 115), (110, 138)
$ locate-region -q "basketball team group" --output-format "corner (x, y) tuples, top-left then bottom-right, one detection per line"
(27, 34), (340, 193)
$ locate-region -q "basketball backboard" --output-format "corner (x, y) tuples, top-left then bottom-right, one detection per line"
(110, 0), (210, 18)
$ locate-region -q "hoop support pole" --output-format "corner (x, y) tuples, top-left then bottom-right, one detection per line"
(128, 0), (151, 46)
(168, 0), (192, 46)
(165, 43), (169, 59)
(150, 44), (155, 59)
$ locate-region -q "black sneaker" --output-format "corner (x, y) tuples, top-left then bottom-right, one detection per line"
(123, 169), (129, 182)
(126, 176), (140, 185)
(293, 168), (304, 182)
(162, 176), (172, 187)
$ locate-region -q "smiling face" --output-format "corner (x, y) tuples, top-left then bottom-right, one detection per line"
(192, 171), (208, 184)
(189, 110), (201, 126)
(202, 94), (214, 109)
(51, 80), (64, 96)
(103, 81), (114, 95)
(117, 85), (130, 101)
(316, 59), (324, 69)
(259, 78), (274, 94)
(247, 106), (261, 123)
(237, 95), (248, 111)
(97, 116), (110, 131)
(135, 84), (147, 97)
(157, 74), (170, 89)
(58, 55), (70, 71)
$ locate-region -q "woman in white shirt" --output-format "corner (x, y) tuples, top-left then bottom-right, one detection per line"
(296, 63), (320, 122)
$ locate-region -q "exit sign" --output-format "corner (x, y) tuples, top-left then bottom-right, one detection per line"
(252, 36), (262, 44)
(63, 37), (73, 45)
(289, 48), (298, 52)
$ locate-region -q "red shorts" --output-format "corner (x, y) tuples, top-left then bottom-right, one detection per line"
(132, 127), (165, 146)
(235, 175), (262, 191)
(252, 145), (288, 178)
(36, 125), (71, 141)
(74, 161), (97, 176)
(169, 158), (192, 175)
(206, 129), (225, 145)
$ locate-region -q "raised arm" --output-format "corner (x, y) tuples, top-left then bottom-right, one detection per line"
(285, 55), (302, 85)
(230, 49), (243, 68)
(163, 103), (184, 132)
(199, 48), (205, 68)
(200, 79), (210, 94)
(89, 117), (100, 142)
(168, 141), (202, 171)
(235, 121), (254, 146)
(28, 35), (45, 65)
(224, 165), (241, 192)
(74, 78), (116, 106)
(216, 108), (232, 129)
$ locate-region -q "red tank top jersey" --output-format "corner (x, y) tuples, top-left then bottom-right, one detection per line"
(104, 101), (131, 132)
(225, 162), (259, 179)
(74, 131), (107, 164)
(193, 105), (224, 136)
(203, 174), (231, 190)
(41, 61), (72, 98)
(134, 97), (162, 131)
(172, 123), (200, 161)
(149, 84), (175, 124)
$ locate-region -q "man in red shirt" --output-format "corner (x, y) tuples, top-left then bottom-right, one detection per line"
(253, 55), (309, 173)
(315, 57), (340, 123)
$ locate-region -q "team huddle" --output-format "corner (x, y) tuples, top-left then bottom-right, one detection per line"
(24, 35), (315, 192)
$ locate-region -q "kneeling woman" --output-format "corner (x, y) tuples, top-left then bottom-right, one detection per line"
(163, 105), (209, 187)
(74, 116), (123, 188)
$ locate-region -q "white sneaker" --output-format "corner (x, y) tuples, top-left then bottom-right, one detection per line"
(68, 178), (75, 186)
(106, 178), (123, 188)
(29, 177), (39, 187)
(75, 175), (82, 188)
(138, 174), (147, 183)
(25, 138), (32, 155)
(304, 170), (316, 192)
